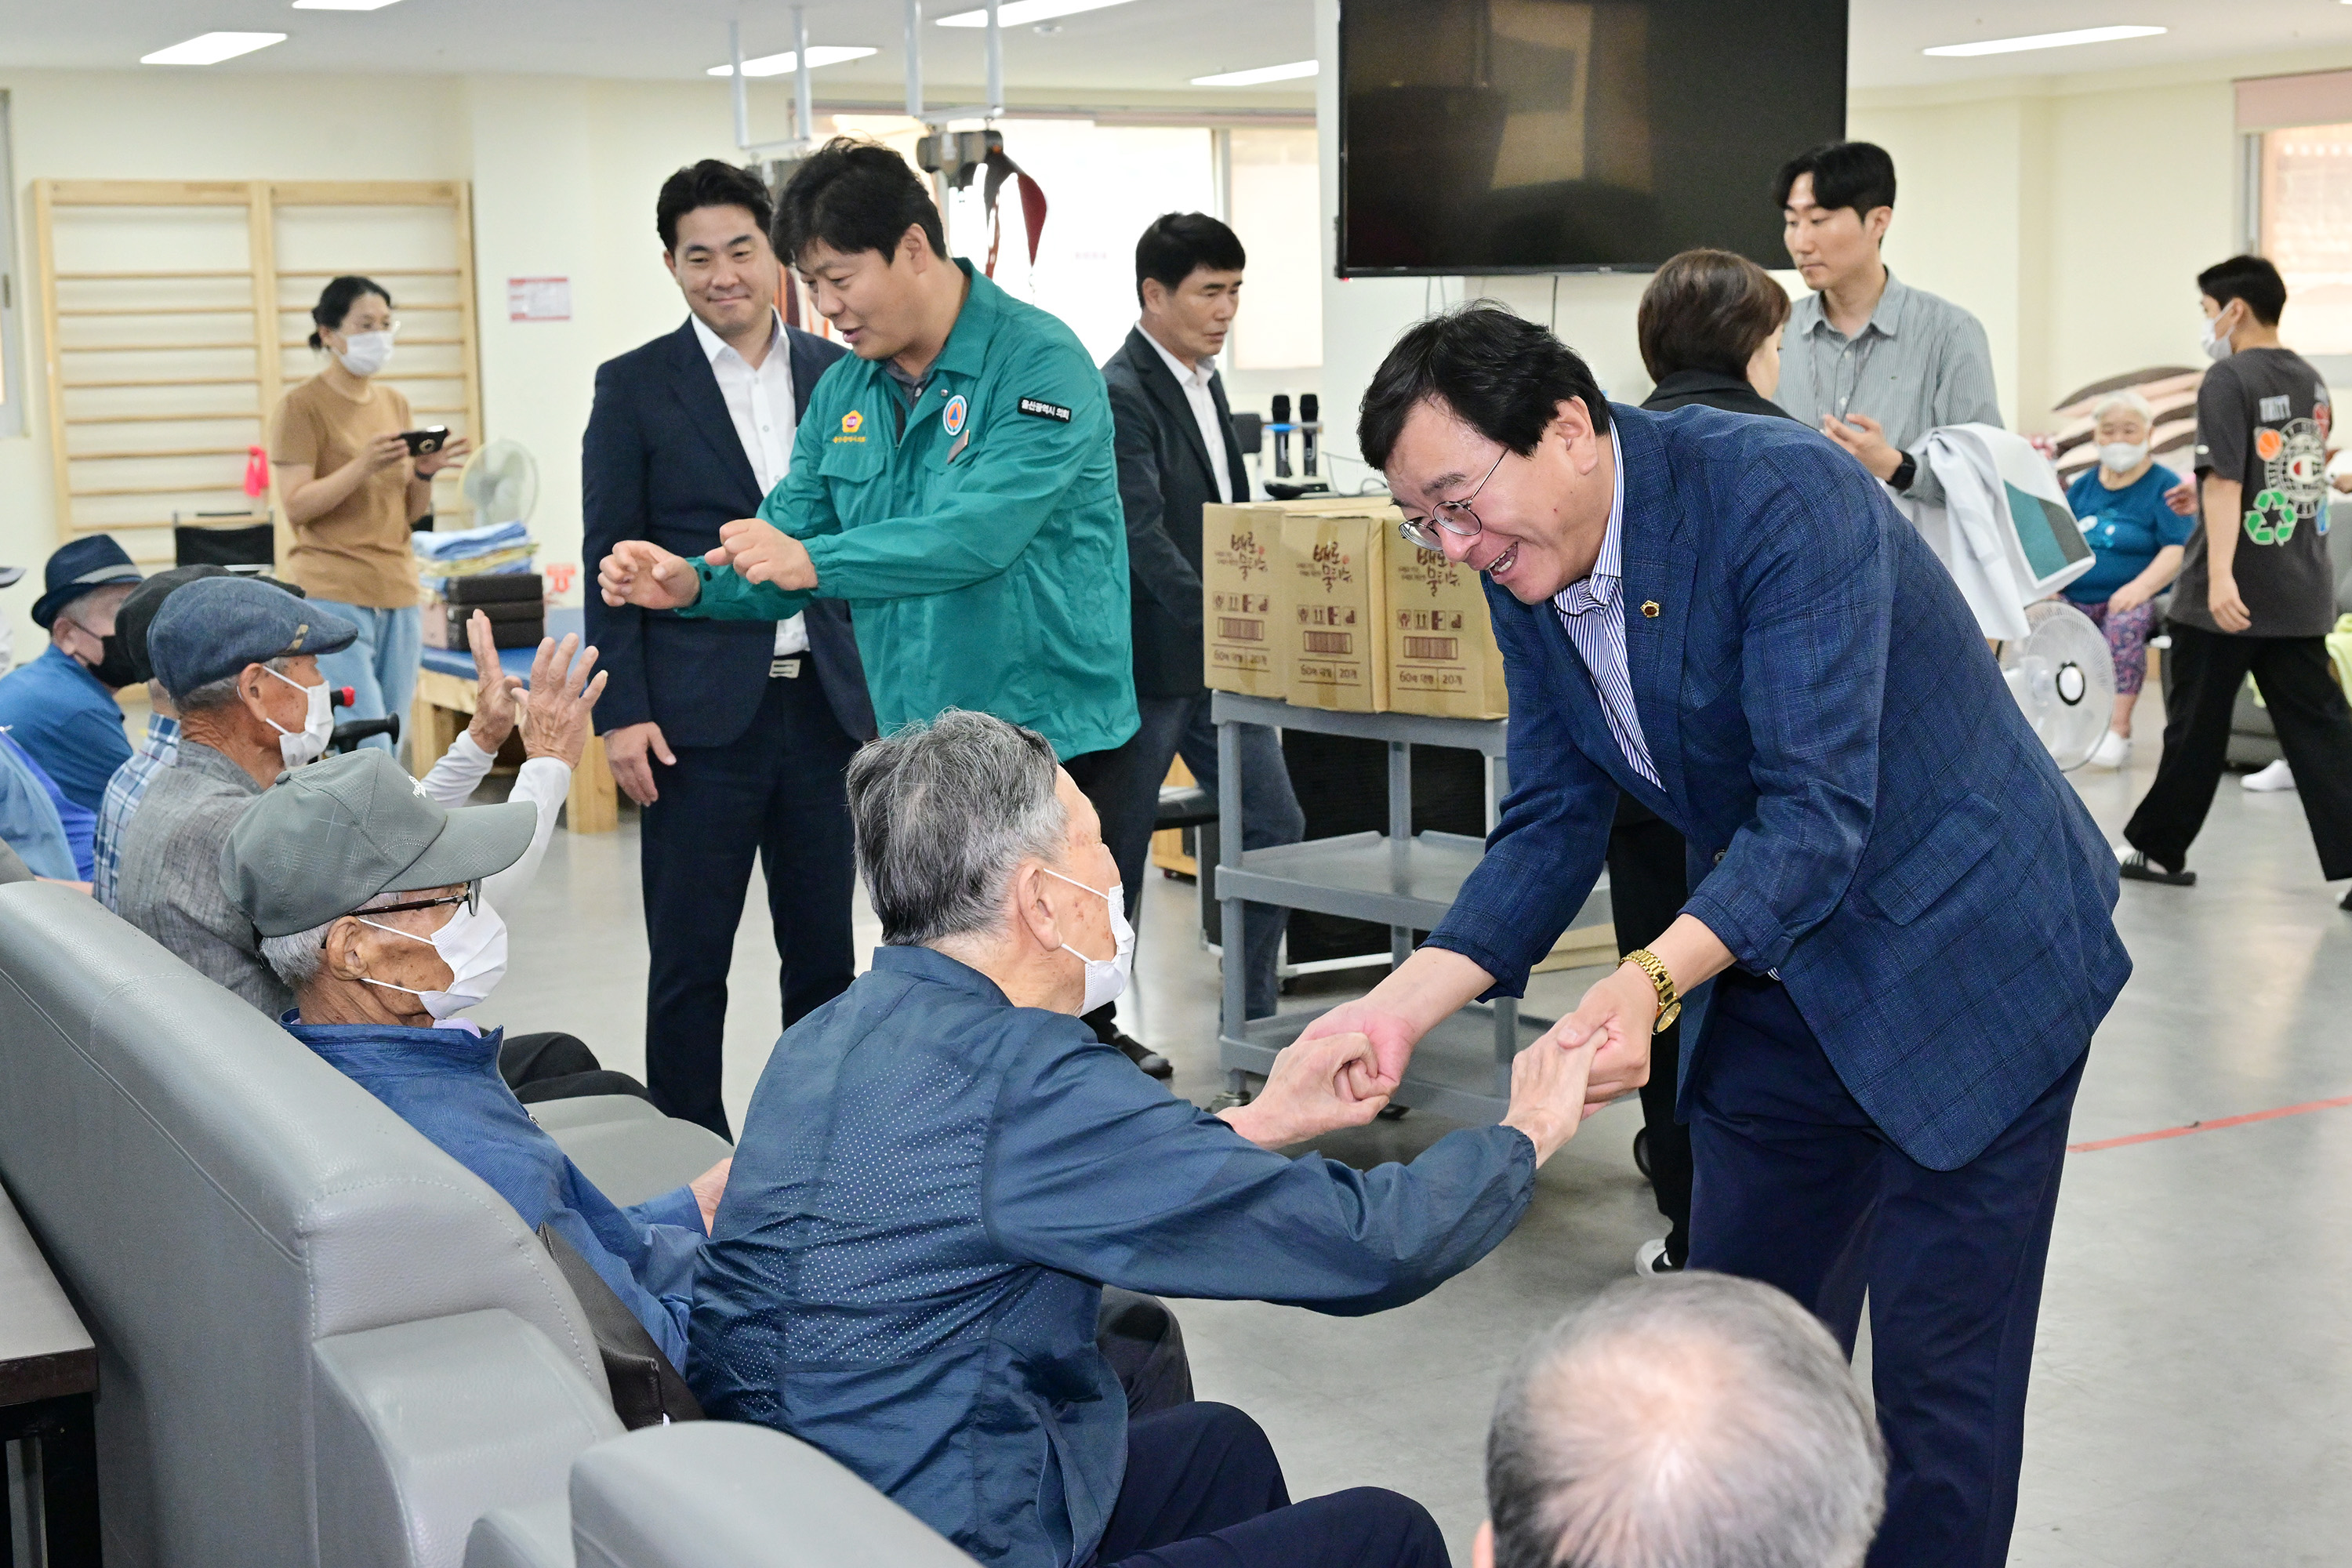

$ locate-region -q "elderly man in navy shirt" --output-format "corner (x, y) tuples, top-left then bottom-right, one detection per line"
(221, 748), (728, 1366)
(691, 710), (1599, 1568)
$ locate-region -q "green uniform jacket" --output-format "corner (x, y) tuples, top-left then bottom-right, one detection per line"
(681, 263), (1138, 761)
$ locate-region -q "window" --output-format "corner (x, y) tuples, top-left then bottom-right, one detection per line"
(2256, 122), (2352, 363)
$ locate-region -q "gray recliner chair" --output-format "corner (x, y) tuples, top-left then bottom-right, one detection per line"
(0, 883), (626, 1567)
(0, 883), (982, 1567)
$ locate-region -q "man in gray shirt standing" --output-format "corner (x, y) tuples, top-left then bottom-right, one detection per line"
(114, 578), (358, 1014)
(1772, 141), (2002, 508)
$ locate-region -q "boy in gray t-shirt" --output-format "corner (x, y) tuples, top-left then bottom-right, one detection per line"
(2122, 255), (2352, 900)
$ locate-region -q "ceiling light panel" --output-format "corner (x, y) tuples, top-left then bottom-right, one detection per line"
(707, 45), (880, 78)
(290, 0), (405, 10)
(1192, 60), (1319, 87)
(1922, 25), (2165, 58)
(936, 0), (1140, 29)
(140, 31), (288, 64)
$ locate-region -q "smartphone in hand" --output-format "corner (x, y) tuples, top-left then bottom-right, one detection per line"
(400, 426), (451, 456)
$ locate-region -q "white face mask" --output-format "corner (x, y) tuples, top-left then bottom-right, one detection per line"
(1043, 868), (1134, 1015)
(335, 330), (394, 378)
(358, 898), (508, 1020)
(263, 663), (333, 768)
(2098, 441), (2151, 473)
(2200, 308), (2234, 364)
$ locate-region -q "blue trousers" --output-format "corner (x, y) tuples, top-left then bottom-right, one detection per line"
(1687, 970), (2085, 1568)
(1092, 1403), (1446, 1568)
(309, 600), (422, 758)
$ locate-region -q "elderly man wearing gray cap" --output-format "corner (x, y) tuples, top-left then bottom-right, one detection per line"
(115, 575), (609, 1022)
(222, 747), (726, 1369)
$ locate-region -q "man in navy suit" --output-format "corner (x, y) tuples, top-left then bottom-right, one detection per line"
(1316, 307), (2129, 1568)
(583, 161), (877, 1137)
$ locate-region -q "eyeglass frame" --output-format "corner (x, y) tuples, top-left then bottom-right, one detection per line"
(1396, 447), (1508, 552)
(321, 880), (480, 947)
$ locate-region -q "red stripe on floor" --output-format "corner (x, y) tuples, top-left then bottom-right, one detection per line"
(2068, 1092), (2352, 1153)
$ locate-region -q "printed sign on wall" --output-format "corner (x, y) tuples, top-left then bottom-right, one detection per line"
(506, 277), (572, 321)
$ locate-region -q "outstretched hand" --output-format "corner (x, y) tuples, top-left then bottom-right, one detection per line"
(709, 517), (818, 592)
(1218, 1030), (1399, 1149)
(1541, 961), (1660, 1110)
(598, 539), (702, 611)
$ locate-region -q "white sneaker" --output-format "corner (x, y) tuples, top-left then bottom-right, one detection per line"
(2243, 759), (2297, 793)
(1634, 1238), (1681, 1278)
(2086, 730), (2130, 769)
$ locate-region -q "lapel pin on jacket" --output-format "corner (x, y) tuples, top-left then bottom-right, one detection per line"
(1641, 600), (1662, 619)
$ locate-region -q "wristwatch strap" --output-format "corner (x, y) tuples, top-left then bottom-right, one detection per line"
(1623, 948), (1681, 1033)
(1889, 452), (1919, 492)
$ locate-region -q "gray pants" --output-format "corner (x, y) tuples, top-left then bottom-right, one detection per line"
(1094, 691), (1305, 1021)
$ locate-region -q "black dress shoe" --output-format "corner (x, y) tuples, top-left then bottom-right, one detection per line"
(2117, 848), (2195, 887)
(1111, 1032), (1174, 1080)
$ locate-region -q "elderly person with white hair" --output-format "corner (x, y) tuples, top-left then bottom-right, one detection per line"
(1475, 1272), (1886, 1568)
(2063, 389), (2190, 768)
(691, 708), (1603, 1568)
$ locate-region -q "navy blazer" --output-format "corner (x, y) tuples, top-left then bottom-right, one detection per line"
(1101, 327), (1250, 698)
(1428, 404), (2131, 1171)
(583, 319), (877, 749)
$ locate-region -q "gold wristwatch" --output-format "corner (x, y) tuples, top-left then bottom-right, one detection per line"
(1623, 948), (1681, 1033)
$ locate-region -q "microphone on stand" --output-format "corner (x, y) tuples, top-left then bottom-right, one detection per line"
(1269, 394), (1294, 478)
(1299, 393), (1320, 477)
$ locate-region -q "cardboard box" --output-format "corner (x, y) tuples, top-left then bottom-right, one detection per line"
(1381, 527), (1509, 720)
(1201, 503), (1284, 697)
(1277, 508), (1391, 712)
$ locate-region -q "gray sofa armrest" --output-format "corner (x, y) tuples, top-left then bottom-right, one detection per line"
(315, 1310), (625, 1568)
(466, 1499), (575, 1568)
(526, 1097), (664, 1134)
(545, 1120), (734, 1210)
(569, 1422), (977, 1568)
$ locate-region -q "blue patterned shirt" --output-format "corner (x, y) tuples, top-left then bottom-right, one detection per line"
(1551, 427), (1659, 786)
(94, 713), (179, 911)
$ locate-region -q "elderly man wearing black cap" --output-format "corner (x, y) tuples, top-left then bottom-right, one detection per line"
(113, 575), (357, 1011)
(0, 535), (143, 818)
(223, 747), (729, 1370)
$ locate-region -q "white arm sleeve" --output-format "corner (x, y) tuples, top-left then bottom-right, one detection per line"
(418, 730), (497, 808)
(481, 758), (570, 908)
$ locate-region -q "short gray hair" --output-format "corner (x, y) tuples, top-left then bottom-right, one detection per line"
(176, 654), (297, 714)
(844, 710), (1069, 946)
(1487, 1273), (1885, 1568)
(260, 919), (334, 988)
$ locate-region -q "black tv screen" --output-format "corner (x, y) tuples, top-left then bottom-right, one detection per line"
(1338, 0), (1847, 276)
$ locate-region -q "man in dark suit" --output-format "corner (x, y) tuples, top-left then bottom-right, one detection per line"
(1094, 214), (1305, 1069)
(1318, 307), (2131, 1568)
(583, 160), (877, 1137)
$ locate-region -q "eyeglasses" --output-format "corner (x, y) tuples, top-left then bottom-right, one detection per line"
(323, 881), (478, 946)
(1396, 448), (1508, 551)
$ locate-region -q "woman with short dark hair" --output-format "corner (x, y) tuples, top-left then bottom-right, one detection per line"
(1636, 248), (1794, 419)
(1613, 250), (1798, 1281)
(270, 274), (470, 750)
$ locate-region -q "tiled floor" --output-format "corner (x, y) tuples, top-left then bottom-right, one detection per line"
(492, 706), (2352, 1565)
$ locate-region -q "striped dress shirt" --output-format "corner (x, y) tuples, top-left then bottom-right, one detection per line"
(1552, 427), (1660, 787)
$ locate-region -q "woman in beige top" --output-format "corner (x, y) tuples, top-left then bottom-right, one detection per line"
(270, 274), (469, 751)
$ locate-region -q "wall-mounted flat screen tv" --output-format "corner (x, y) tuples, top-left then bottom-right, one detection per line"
(1338, 0), (1847, 276)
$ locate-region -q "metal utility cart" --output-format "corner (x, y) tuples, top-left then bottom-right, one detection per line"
(1211, 691), (1611, 1123)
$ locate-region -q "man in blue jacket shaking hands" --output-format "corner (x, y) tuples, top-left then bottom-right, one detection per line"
(1313, 307), (2129, 1568)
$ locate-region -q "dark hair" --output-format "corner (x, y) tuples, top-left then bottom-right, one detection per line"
(1637, 249), (1791, 383)
(1357, 304), (1611, 472)
(307, 275), (393, 350)
(2198, 254), (2288, 327)
(1772, 140), (1897, 219)
(656, 158), (775, 254)
(1134, 212), (1246, 308)
(775, 137), (948, 266)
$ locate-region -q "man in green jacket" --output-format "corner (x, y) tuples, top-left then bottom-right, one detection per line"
(599, 137), (1152, 1060)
